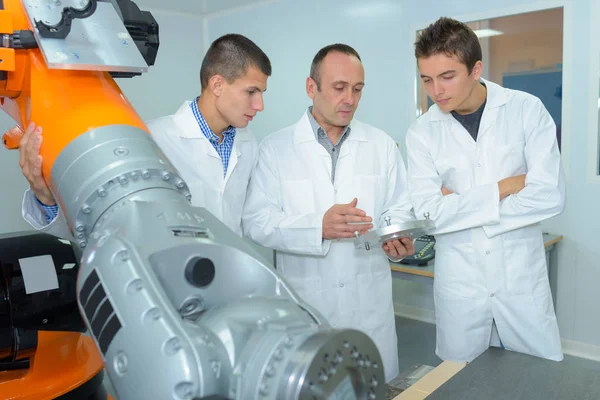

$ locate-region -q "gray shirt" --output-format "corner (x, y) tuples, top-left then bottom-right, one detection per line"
(306, 107), (351, 182)
(451, 83), (487, 142)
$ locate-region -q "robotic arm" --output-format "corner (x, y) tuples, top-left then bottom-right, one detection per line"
(0, 1), (386, 399)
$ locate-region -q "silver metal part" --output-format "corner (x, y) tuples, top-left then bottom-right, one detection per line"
(59, 127), (386, 399)
(49, 125), (190, 248)
(21, 0), (148, 72)
(355, 219), (436, 251)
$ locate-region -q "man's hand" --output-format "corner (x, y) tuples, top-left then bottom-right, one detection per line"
(18, 122), (56, 205)
(441, 187), (453, 196)
(322, 198), (373, 240)
(382, 237), (415, 260)
(498, 174), (526, 200)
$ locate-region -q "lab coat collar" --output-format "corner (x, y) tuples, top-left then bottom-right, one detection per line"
(172, 100), (250, 143)
(428, 78), (509, 121)
(173, 101), (205, 139)
(292, 112), (367, 144)
(171, 100), (251, 163)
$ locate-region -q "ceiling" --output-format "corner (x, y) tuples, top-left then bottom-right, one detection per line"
(135, 0), (273, 16)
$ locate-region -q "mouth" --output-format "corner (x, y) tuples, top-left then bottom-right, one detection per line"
(245, 114), (255, 121)
(436, 98), (450, 105)
(338, 110), (352, 116)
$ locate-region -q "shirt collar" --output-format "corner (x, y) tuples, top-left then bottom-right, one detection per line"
(190, 96), (236, 143)
(306, 106), (351, 144)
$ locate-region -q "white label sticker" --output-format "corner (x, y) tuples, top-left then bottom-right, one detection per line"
(18, 255), (59, 294)
(62, 263), (76, 270)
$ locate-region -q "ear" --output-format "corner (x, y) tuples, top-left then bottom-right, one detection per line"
(306, 77), (317, 100)
(471, 60), (483, 80)
(208, 74), (225, 97)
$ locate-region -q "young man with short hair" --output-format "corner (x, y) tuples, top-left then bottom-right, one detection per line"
(407, 17), (565, 363)
(20, 34), (271, 238)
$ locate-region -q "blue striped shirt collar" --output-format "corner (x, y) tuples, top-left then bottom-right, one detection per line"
(190, 97), (236, 178)
(190, 97), (236, 142)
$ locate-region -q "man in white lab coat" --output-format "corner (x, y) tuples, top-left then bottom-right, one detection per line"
(407, 17), (565, 363)
(242, 44), (415, 382)
(18, 34), (270, 238)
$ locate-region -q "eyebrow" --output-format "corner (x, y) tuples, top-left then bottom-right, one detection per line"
(420, 70), (457, 79)
(332, 80), (365, 86)
(248, 86), (266, 92)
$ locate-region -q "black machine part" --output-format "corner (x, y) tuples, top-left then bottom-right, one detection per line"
(35, 0), (98, 40)
(110, 0), (159, 78)
(0, 232), (85, 371)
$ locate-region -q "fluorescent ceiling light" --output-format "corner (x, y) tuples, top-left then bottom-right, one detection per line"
(473, 28), (504, 38)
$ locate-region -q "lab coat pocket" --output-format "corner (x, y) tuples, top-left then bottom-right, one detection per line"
(494, 143), (527, 177)
(281, 179), (315, 214)
(357, 269), (393, 330)
(434, 156), (471, 194)
(354, 175), (384, 221)
(503, 236), (545, 296)
(434, 243), (480, 298)
(187, 182), (206, 207)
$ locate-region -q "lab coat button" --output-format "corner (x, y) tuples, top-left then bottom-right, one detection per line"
(490, 293), (494, 298)
(486, 250), (490, 255)
(477, 163), (482, 167)
(340, 283), (344, 288)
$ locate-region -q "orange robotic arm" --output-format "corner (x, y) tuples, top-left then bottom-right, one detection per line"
(0, 0), (155, 398)
(0, 0), (147, 179)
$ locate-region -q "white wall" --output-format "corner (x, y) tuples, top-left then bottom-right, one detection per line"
(0, 10), (206, 234)
(0, 111), (31, 234)
(206, 0), (600, 356)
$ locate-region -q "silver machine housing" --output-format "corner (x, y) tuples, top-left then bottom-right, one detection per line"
(51, 125), (386, 400)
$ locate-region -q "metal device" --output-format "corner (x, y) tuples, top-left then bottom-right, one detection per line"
(354, 214), (436, 251)
(0, 1), (387, 398)
(21, 0), (150, 73)
(61, 127), (386, 400)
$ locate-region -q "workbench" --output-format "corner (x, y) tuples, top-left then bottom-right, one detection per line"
(394, 347), (600, 399)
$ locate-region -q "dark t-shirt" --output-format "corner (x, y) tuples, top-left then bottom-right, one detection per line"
(451, 91), (487, 142)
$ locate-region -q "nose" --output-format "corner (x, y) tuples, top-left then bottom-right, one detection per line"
(253, 93), (264, 112)
(344, 87), (355, 106)
(433, 80), (444, 97)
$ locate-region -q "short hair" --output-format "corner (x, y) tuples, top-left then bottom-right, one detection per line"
(200, 34), (272, 90)
(310, 43), (362, 91)
(415, 17), (482, 74)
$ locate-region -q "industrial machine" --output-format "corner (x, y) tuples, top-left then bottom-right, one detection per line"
(0, 0), (386, 399)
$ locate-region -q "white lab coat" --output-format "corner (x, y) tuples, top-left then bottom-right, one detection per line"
(22, 101), (258, 238)
(242, 112), (415, 382)
(406, 79), (564, 363)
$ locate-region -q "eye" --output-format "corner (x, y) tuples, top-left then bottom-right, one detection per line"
(422, 78), (431, 84)
(248, 89), (257, 95)
(353, 87), (363, 93)
(335, 87), (344, 91)
(442, 75), (454, 80)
